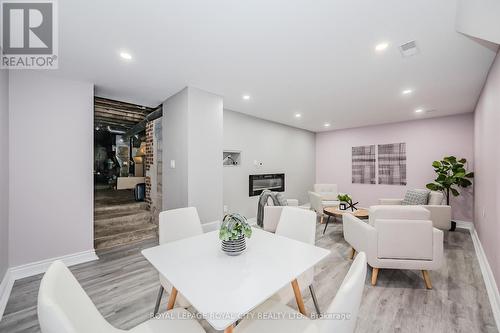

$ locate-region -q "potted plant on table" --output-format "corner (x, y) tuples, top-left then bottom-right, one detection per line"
(426, 156), (474, 230)
(219, 213), (252, 256)
(337, 194), (359, 211)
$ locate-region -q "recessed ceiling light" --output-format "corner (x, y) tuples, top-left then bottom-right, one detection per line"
(324, 122), (331, 127)
(295, 113), (302, 118)
(402, 89), (413, 95)
(242, 95), (250, 100)
(415, 108), (424, 113)
(120, 52), (132, 60)
(375, 42), (389, 52)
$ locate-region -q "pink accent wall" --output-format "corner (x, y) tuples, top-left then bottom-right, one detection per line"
(474, 51), (500, 286)
(316, 113), (474, 221)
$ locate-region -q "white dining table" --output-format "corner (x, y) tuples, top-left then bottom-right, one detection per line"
(142, 227), (330, 333)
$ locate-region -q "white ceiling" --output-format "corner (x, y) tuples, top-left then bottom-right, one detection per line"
(55, 0), (498, 132)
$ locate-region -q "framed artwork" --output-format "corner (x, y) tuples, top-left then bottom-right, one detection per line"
(352, 145), (376, 184)
(378, 143), (407, 185)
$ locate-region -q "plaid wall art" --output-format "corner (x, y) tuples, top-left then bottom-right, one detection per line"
(378, 143), (407, 185)
(352, 145), (376, 184)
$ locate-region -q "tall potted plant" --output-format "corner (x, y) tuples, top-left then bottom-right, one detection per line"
(426, 156), (473, 230)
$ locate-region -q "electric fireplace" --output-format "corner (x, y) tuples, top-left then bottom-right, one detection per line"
(249, 173), (285, 197)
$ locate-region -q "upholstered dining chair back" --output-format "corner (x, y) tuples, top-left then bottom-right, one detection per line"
(38, 260), (120, 333)
(319, 252), (367, 333)
(159, 207), (203, 245)
(276, 207), (316, 245)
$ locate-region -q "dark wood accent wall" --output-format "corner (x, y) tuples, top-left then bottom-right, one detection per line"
(94, 97), (157, 130)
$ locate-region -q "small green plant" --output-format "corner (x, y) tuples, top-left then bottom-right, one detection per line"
(426, 156), (474, 205)
(337, 194), (352, 203)
(219, 213), (252, 241)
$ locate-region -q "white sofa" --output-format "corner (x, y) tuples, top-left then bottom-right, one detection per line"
(379, 190), (452, 230)
(343, 205), (444, 289)
(262, 198), (298, 232)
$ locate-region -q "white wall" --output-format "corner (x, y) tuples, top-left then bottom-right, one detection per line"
(162, 87), (223, 223)
(456, 0), (500, 44)
(9, 72), (94, 266)
(474, 51), (500, 286)
(0, 69), (9, 279)
(187, 88), (223, 223)
(163, 88), (189, 210)
(316, 114), (475, 222)
(223, 110), (316, 218)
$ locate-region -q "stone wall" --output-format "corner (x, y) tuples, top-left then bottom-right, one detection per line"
(145, 118), (163, 224)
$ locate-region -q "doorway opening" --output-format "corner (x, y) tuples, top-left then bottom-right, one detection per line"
(94, 97), (162, 250)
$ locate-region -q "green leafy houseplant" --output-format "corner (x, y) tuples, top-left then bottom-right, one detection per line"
(426, 156), (474, 205)
(219, 213), (252, 241)
(337, 194), (352, 203)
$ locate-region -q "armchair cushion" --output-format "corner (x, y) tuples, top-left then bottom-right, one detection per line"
(375, 219), (433, 260)
(368, 205), (430, 226)
(402, 189), (430, 205)
(379, 198), (404, 205)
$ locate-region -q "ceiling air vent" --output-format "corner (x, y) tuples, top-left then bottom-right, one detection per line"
(400, 40), (419, 57)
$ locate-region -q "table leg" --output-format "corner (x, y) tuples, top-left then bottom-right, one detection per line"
(166, 287), (178, 310)
(291, 278), (307, 316)
(322, 215), (331, 235)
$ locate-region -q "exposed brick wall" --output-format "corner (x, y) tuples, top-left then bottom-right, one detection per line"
(144, 121), (154, 209)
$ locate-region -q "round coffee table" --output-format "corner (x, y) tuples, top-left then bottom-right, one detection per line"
(322, 207), (369, 235)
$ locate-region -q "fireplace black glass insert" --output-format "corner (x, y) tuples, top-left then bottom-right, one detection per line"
(249, 173), (285, 197)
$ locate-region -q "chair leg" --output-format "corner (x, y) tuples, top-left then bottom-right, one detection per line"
(153, 286), (164, 315)
(422, 270), (432, 289)
(320, 214), (324, 224)
(371, 267), (379, 286)
(309, 285), (321, 316)
(349, 247), (356, 260)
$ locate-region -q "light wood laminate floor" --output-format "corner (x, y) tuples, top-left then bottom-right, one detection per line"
(0, 223), (497, 333)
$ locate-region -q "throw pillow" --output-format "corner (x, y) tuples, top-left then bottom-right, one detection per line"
(402, 189), (430, 205)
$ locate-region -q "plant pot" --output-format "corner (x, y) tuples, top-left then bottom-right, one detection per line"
(221, 235), (246, 256)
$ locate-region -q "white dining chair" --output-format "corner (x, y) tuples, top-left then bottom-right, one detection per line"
(273, 207), (321, 315)
(38, 260), (206, 333)
(234, 252), (367, 333)
(154, 207), (204, 315)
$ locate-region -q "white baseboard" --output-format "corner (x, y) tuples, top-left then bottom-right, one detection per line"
(10, 249), (99, 281)
(0, 249), (98, 321)
(454, 220), (474, 230)
(456, 220), (500, 329)
(0, 269), (14, 321)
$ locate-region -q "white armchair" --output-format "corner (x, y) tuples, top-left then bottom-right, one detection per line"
(262, 198), (298, 232)
(379, 190), (452, 230)
(313, 183), (339, 200)
(343, 205), (443, 289)
(309, 191), (339, 224)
